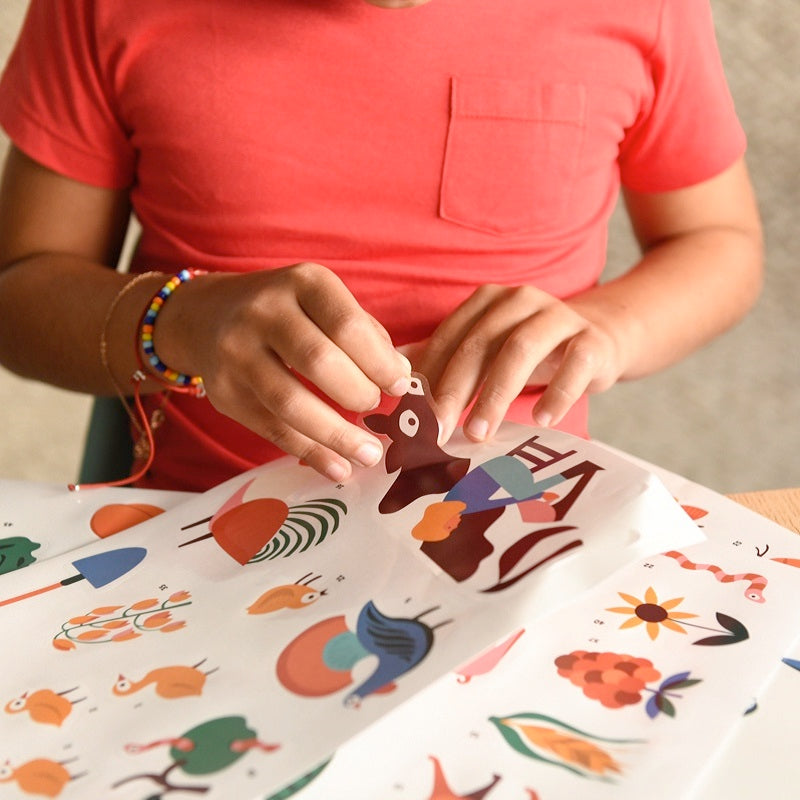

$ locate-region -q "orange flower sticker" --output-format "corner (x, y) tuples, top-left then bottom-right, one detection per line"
(129, 598), (159, 611)
(52, 590), (192, 651)
(142, 611), (172, 629)
(607, 587), (698, 640)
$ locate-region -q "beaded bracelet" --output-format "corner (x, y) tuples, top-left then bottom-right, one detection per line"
(70, 269), (207, 492)
(137, 268), (207, 396)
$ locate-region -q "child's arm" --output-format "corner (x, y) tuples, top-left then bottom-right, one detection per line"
(0, 147), (410, 483)
(414, 157), (763, 443)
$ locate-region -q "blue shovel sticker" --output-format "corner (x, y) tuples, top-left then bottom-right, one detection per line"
(0, 547), (147, 608)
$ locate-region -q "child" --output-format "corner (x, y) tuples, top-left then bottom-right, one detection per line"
(0, 0), (762, 491)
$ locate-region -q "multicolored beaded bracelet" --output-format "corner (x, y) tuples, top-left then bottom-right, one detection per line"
(69, 269), (207, 492)
(138, 268), (207, 396)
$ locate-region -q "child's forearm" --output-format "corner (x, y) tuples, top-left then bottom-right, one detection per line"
(419, 157), (763, 442)
(0, 254), (166, 395)
(567, 222), (764, 383)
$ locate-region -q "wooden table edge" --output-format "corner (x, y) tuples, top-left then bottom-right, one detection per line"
(728, 487), (800, 535)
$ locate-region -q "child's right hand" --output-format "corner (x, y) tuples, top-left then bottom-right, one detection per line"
(155, 262), (412, 482)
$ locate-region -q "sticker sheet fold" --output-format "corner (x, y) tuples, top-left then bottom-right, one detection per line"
(1, 413), (718, 799)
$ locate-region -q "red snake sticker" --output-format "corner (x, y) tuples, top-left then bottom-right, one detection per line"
(663, 550), (767, 603)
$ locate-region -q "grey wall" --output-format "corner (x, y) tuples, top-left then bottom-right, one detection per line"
(591, 0), (799, 492)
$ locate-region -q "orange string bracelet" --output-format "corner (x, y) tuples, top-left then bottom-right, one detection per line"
(98, 272), (162, 439)
(69, 269), (207, 491)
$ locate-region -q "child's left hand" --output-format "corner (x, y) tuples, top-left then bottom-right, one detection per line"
(401, 284), (623, 444)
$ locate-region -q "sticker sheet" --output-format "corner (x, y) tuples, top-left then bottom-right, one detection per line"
(0, 479), (193, 571)
(289, 452), (800, 800)
(0, 379), (795, 799)
(694, 633), (800, 799)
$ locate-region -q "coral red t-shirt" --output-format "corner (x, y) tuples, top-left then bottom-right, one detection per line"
(0, 0), (745, 490)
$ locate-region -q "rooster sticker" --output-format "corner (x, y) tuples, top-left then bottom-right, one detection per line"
(276, 600), (451, 708)
(179, 481), (346, 566)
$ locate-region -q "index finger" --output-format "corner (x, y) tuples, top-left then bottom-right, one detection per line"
(295, 266), (412, 397)
(461, 307), (585, 440)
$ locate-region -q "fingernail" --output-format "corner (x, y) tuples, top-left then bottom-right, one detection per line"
(325, 461), (349, 483)
(465, 417), (488, 441)
(398, 353), (412, 374)
(388, 375), (411, 397)
(437, 415), (454, 446)
(353, 442), (383, 468)
(534, 410), (552, 427)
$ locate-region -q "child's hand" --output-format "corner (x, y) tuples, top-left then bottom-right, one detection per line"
(408, 284), (624, 444)
(158, 263), (412, 482)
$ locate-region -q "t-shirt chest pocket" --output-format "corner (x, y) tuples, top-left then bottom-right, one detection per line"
(439, 76), (587, 236)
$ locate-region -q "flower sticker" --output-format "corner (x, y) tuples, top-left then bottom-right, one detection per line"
(606, 586), (749, 646)
(52, 591), (192, 650)
(607, 587), (697, 639)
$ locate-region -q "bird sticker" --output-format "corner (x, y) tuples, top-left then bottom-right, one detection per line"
(454, 629), (525, 684)
(179, 479), (346, 565)
(113, 659), (217, 699)
(115, 715), (279, 796)
(4, 686), (85, 727)
(247, 573), (328, 615)
(0, 757), (85, 798)
(276, 600), (451, 708)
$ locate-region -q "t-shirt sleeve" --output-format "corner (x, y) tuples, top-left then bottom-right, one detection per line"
(618, 0), (746, 193)
(0, 0), (135, 189)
